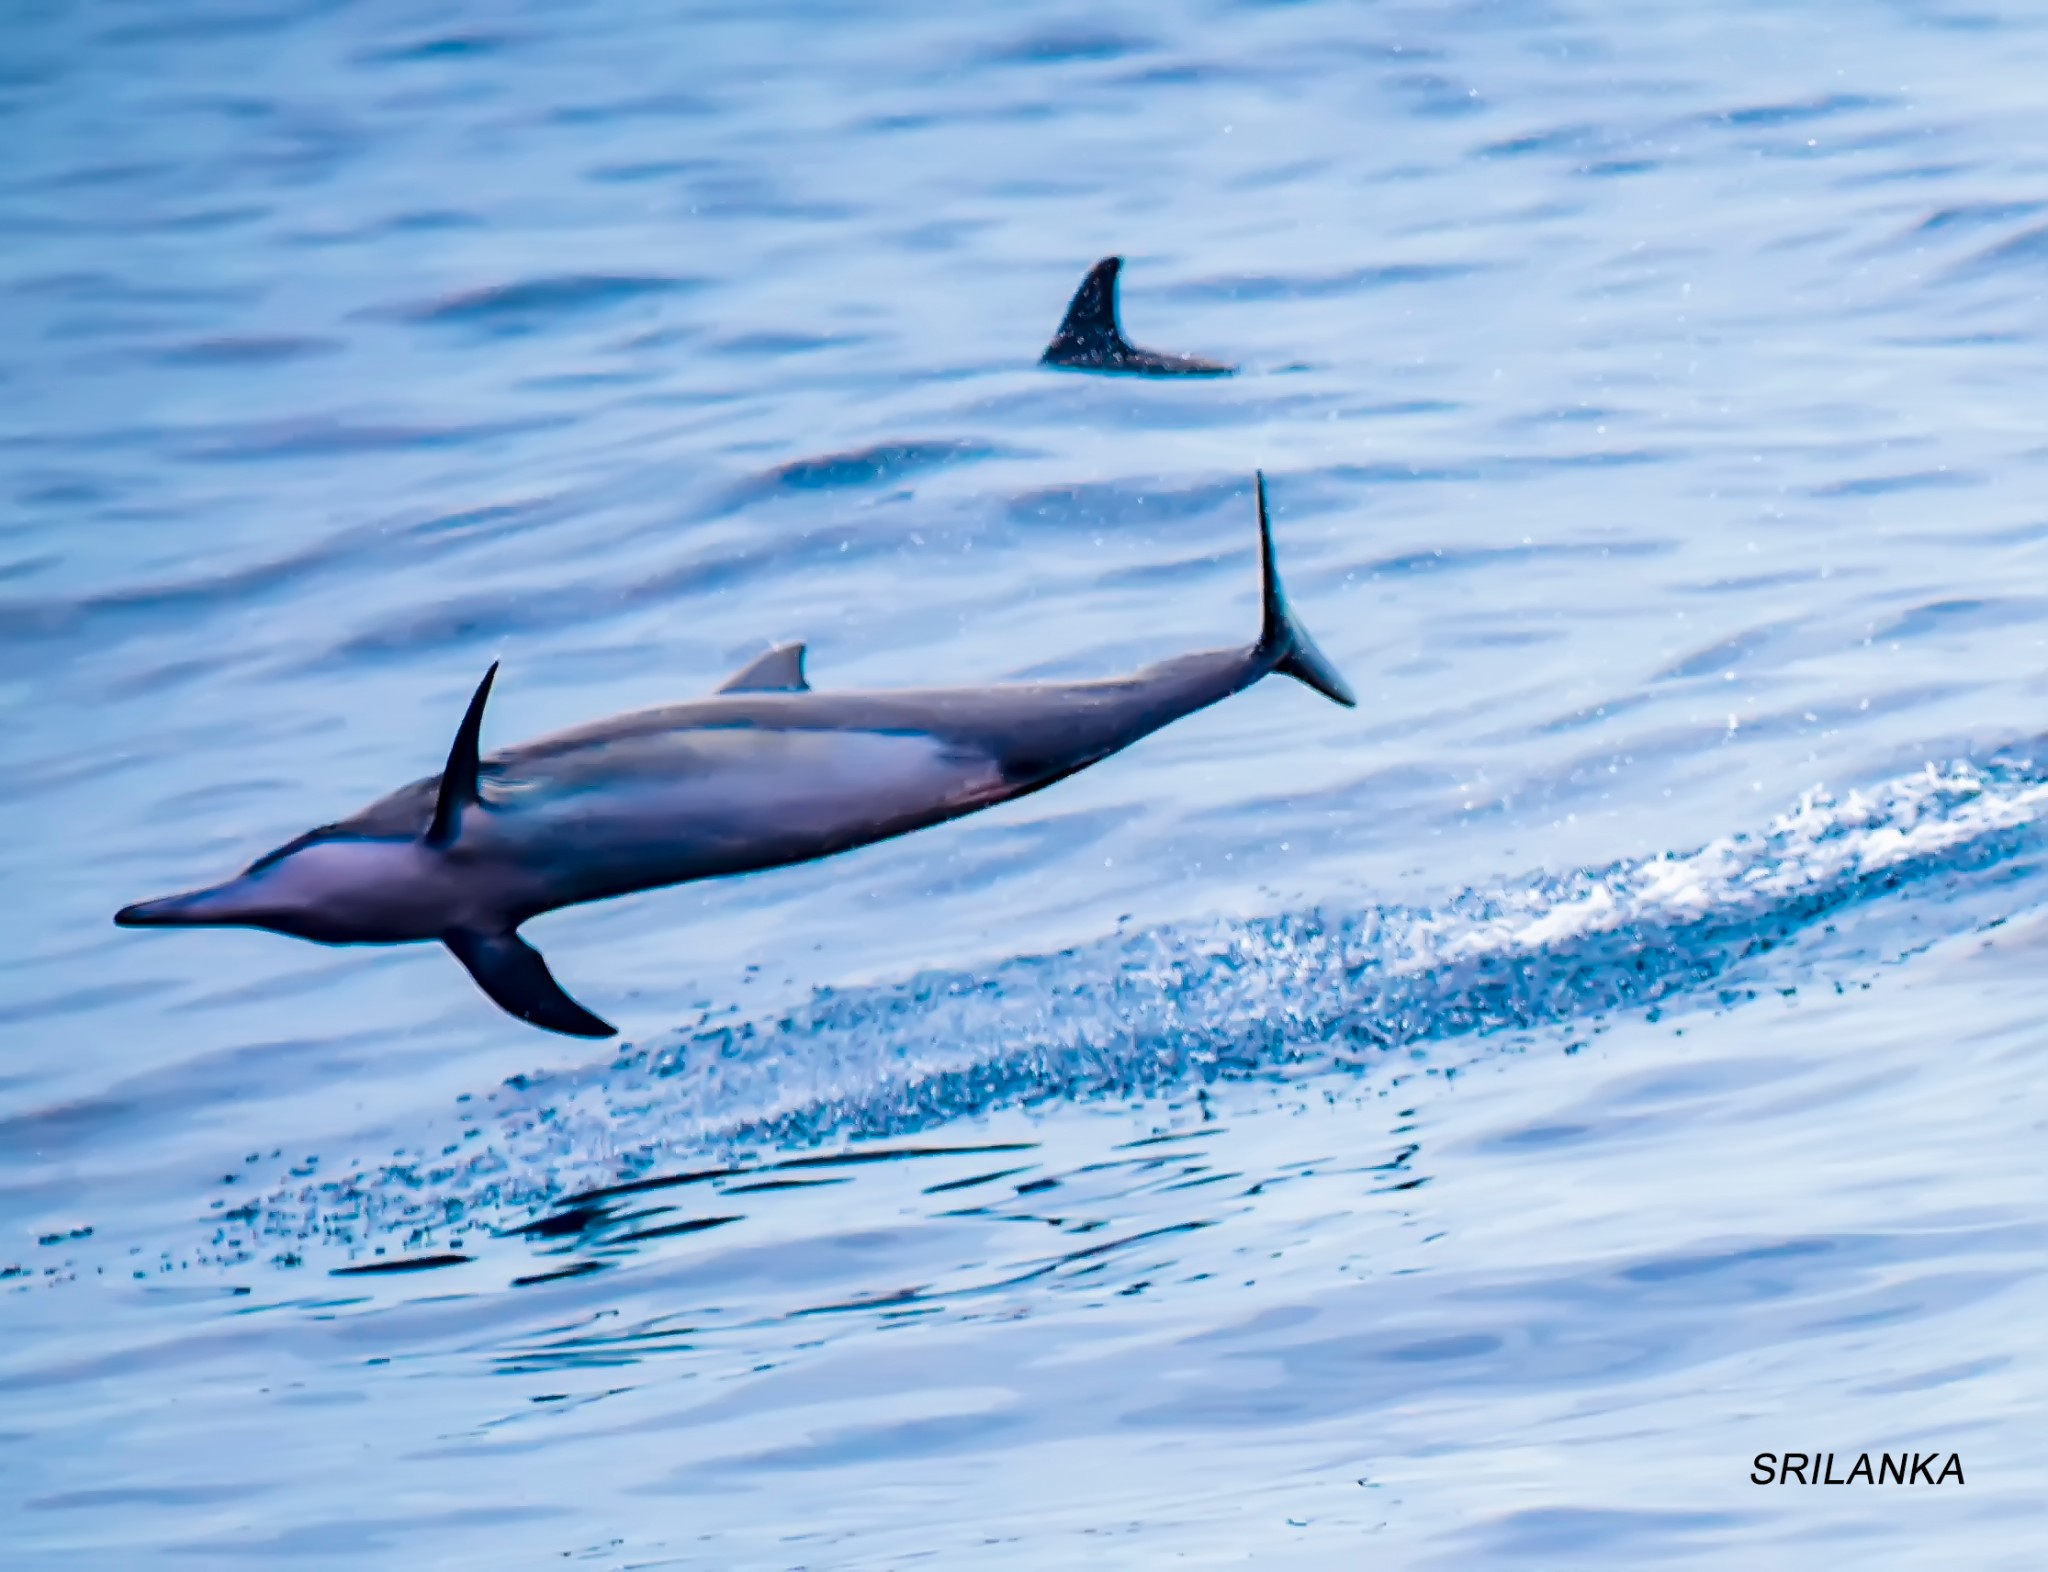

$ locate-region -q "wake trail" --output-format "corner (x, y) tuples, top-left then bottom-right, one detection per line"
(236, 755), (2048, 1259)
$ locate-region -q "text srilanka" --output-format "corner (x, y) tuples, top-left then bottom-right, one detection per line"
(1751, 1452), (1963, 1485)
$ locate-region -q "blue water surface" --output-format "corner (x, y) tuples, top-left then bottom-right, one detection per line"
(6, 0), (2048, 1565)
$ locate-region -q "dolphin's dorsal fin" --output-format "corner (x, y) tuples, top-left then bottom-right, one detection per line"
(444, 927), (616, 1038)
(716, 643), (809, 694)
(1040, 256), (1234, 376)
(426, 662), (498, 848)
(1042, 256), (1130, 364)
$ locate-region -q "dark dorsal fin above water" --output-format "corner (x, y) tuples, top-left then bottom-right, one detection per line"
(1040, 255), (1235, 378)
(1046, 256), (1125, 359)
(716, 642), (810, 694)
(443, 926), (616, 1038)
(425, 662), (498, 848)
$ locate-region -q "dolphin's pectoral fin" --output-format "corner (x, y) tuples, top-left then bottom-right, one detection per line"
(716, 643), (810, 694)
(443, 927), (616, 1039)
(426, 662), (499, 848)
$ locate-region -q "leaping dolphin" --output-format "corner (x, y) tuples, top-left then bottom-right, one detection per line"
(116, 473), (1350, 1038)
(1040, 256), (1235, 377)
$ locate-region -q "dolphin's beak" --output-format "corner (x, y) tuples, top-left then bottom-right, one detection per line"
(115, 881), (255, 928)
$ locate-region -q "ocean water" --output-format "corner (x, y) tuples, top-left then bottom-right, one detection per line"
(7, 0), (2048, 1564)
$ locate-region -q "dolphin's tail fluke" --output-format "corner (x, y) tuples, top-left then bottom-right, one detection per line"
(1253, 471), (1357, 708)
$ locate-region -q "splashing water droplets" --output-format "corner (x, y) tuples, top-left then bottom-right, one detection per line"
(230, 758), (2048, 1263)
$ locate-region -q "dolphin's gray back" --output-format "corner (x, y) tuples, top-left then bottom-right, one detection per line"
(330, 648), (1255, 919)
(514, 652), (1246, 776)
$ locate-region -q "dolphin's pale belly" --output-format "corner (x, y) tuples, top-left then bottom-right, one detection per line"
(473, 724), (1008, 913)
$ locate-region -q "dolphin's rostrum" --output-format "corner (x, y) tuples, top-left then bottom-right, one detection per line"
(1041, 256), (1235, 377)
(116, 474), (1350, 1038)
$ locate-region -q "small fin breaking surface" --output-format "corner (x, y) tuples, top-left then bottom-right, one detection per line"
(1040, 255), (1234, 377)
